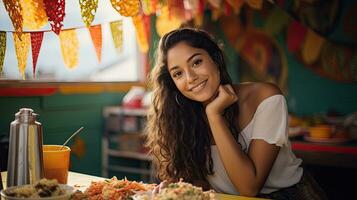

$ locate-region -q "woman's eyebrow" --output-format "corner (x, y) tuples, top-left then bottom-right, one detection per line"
(186, 53), (202, 63)
(169, 66), (179, 72)
(169, 53), (202, 72)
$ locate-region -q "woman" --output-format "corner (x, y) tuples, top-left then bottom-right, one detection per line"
(146, 28), (326, 199)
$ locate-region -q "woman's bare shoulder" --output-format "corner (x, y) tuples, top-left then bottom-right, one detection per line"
(236, 82), (282, 108)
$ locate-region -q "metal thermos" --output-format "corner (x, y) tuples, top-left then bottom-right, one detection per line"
(7, 108), (44, 187)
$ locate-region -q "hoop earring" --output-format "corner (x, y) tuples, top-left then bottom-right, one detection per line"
(175, 93), (182, 106)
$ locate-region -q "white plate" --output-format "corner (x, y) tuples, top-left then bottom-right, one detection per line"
(1, 184), (74, 200)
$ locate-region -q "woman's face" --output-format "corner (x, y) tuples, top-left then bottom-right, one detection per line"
(167, 42), (220, 104)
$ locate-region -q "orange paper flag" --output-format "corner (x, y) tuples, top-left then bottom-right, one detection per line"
(89, 25), (102, 62)
(110, 21), (123, 53)
(0, 32), (6, 74)
(31, 32), (44, 78)
(3, 0), (23, 38)
(13, 33), (30, 80)
(59, 30), (79, 69)
(21, 0), (48, 30)
(132, 15), (149, 53)
(110, 0), (140, 17)
(79, 0), (98, 27)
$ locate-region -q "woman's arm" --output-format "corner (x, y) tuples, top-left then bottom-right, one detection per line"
(205, 83), (281, 196)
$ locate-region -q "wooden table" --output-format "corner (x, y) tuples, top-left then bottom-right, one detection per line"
(1, 171), (264, 200)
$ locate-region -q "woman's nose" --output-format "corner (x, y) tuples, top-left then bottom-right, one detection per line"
(186, 69), (198, 83)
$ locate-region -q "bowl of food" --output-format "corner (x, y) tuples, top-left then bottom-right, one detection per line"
(308, 125), (334, 138)
(0, 179), (74, 200)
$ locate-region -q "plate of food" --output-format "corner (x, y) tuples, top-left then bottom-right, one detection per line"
(0, 179), (74, 200)
(132, 179), (216, 200)
(70, 176), (156, 200)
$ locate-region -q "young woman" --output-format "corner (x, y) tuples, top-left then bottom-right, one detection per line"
(146, 28), (326, 199)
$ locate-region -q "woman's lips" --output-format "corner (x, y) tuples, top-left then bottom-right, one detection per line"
(189, 80), (207, 92)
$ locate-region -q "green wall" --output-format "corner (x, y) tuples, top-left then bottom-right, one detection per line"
(0, 92), (125, 176)
(283, 41), (357, 116)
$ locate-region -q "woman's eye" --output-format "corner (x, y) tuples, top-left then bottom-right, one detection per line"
(193, 59), (202, 67)
(173, 71), (182, 78)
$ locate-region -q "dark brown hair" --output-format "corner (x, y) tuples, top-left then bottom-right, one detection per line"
(146, 28), (239, 183)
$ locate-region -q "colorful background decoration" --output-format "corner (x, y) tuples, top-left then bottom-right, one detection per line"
(0, 0), (355, 82)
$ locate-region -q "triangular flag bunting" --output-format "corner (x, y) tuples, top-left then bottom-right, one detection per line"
(3, 0), (23, 39)
(89, 25), (102, 62)
(110, 21), (123, 53)
(0, 32), (6, 74)
(79, 0), (98, 27)
(30, 32), (44, 78)
(21, 0), (48, 30)
(59, 30), (79, 69)
(110, 0), (140, 17)
(44, 0), (65, 35)
(13, 33), (31, 80)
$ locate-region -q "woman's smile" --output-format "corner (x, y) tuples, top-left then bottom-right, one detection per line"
(189, 80), (207, 92)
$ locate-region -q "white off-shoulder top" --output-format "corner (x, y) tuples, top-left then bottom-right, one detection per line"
(207, 95), (303, 194)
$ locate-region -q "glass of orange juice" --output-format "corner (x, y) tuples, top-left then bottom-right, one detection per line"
(42, 145), (71, 184)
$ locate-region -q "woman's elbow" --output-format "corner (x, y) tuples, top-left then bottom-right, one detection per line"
(239, 189), (259, 197)
(235, 184), (260, 197)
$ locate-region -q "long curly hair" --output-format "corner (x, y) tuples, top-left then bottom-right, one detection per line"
(145, 28), (239, 183)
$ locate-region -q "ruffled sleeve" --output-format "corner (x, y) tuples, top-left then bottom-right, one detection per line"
(250, 95), (289, 147)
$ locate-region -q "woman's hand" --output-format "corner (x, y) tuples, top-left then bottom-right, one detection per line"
(152, 180), (170, 195)
(205, 84), (238, 116)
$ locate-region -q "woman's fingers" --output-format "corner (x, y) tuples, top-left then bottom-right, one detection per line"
(222, 84), (238, 101)
(152, 180), (169, 195)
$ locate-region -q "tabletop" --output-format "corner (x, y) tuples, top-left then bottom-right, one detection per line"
(1, 171), (265, 200)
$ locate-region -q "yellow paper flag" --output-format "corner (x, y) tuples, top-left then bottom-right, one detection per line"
(21, 0), (48, 30)
(132, 15), (149, 53)
(155, 6), (182, 37)
(141, 0), (151, 15)
(79, 0), (98, 27)
(13, 33), (30, 80)
(59, 30), (79, 69)
(3, 0), (23, 38)
(89, 25), (102, 62)
(110, 0), (140, 17)
(110, 21), (123, 53)
(0, 32), (6, 74)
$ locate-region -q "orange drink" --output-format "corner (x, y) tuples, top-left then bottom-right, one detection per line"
(43, 145), (71, 184)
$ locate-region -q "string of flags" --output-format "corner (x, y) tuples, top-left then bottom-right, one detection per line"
(0, 22), (124, 79)
(0, 0), (264, 79)
(0, 0), (147, 79)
